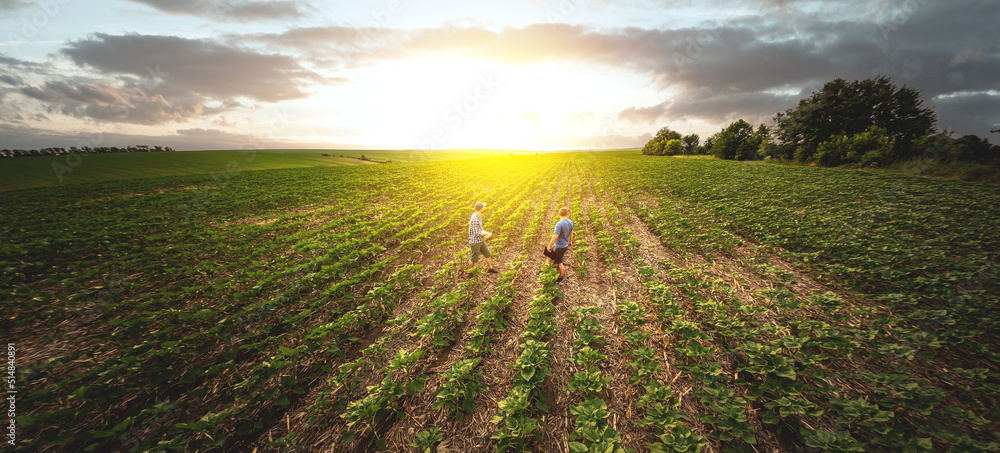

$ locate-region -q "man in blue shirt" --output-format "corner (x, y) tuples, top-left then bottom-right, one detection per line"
(545, 207), (574, 283)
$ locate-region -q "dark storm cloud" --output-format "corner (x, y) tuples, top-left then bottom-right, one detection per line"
(25, 81), (125, 105)
(19, 80), (206, 125)
(602, 0), (999, 136)
(62, 33), (323, 102)
(661, 90), (805, 126)
(932, 92), (1000, 135)
(617, 103), (667, 125)
(0, 53), (46, 71)
(7, 33), (324, 125)
(0, 74), (22, 85)
(124, 0), (305, 21)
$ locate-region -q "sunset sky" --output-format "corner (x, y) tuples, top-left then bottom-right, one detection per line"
(1, 0), (998, 151)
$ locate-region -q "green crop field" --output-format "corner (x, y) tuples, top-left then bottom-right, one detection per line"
(2, 151), (998, 452)
(0, 149), (549, 192)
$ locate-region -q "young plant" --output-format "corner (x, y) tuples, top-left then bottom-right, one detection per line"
(408, 427), (443, 453)
(567, 367), (613, 397)
(433, 358), (486, 423)
(568, 398), (628, 453)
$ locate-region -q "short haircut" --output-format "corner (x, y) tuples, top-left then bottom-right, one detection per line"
(559, 207), (570, 216)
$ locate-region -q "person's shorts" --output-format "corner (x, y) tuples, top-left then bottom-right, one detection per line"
(544, 246), (568, 264)
(469, 242), (491, 263)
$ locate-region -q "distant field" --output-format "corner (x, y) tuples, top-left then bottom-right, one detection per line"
(0, 149), (536, 191)
(0, 151), (367, 191)
(251, 149), (542, 162)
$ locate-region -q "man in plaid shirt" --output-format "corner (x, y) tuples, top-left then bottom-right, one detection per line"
(467, 201), (500, 279)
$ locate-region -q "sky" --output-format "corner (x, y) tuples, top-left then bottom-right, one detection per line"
(1, 0), (998, 151)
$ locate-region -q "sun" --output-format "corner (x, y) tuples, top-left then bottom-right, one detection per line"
(307, 55), (644, 150)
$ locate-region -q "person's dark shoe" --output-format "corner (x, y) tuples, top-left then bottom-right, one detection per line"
(556, 276), (564, 283)
(488, 268), (500, 274)
(467, 272), (474, 279)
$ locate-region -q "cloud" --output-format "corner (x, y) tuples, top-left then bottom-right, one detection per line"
(0, 0), (31, 13)
(19, 80), (209, 125)
(62, 33), (323, 103)
(376, 1), (996, 137)
(234, 26), (382, 73)
(238, 26), (360, 50)
(124, 0), (305, 22)
(403, 24), (651, 67)
(932, 92), (1000, 135)
(6, 33), (326, 126)
(212, 115), (237, 127)
(618, 103), (668, 125)
(245, 14), (982, 102)
(0, 53), (46, 71)
(0, 74), (21, 86)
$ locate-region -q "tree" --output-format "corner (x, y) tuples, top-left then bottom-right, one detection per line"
(654, 127), (682, 143)
(682, 134), (700, 154)
(642, 126), (683, 156)
(814, 126), (894, 167)
(702, 134), (717, 155)
(774, 76), (936, 162)
(913, 133), (1000, 165)
(664, 139), (684, 156)
(711, 120), (760, 160)
(642, 139), (665, 156)
(953, 135), (998, 164)
(756, 124), (781, 159)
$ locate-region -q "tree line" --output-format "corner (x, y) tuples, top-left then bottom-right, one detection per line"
(0, 145), (176, 159)
(642, 76), (1000, 168)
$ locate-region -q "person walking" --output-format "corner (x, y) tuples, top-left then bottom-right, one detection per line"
(545, 207), (574, 283)
(468, 201), (500, 279)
